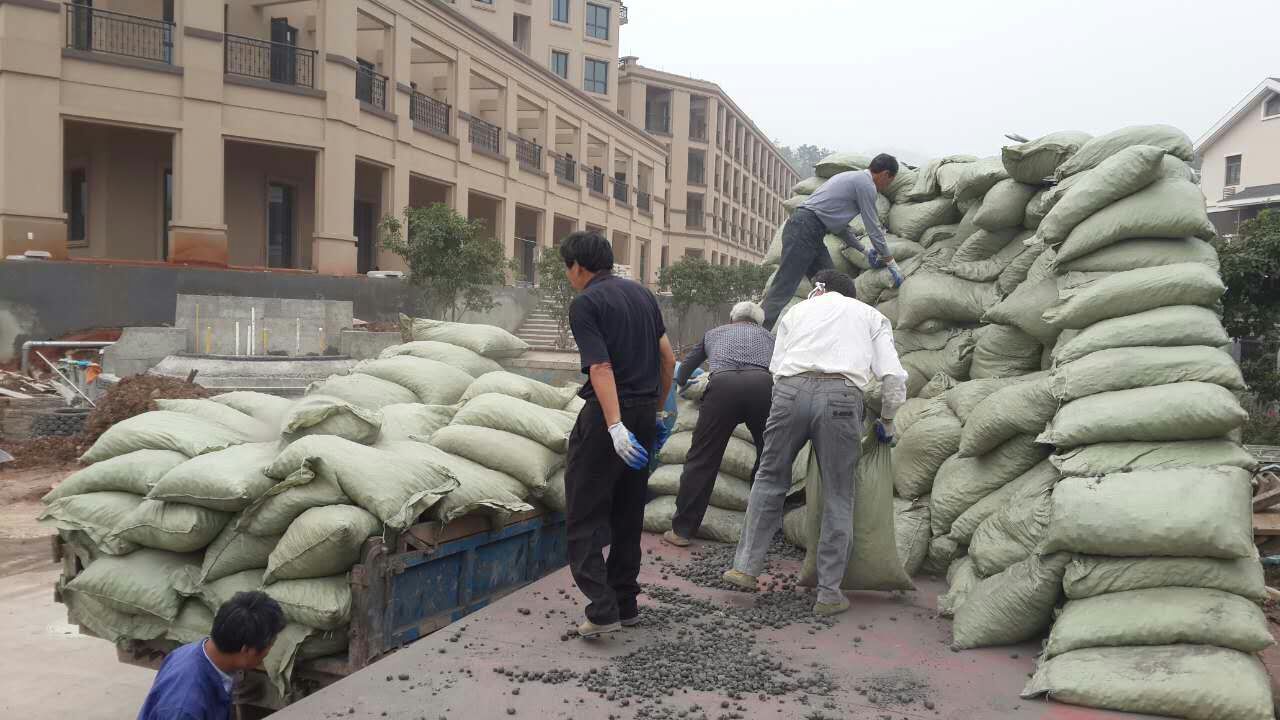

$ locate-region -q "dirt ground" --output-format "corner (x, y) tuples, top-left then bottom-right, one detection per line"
(0, 466), (154, 719)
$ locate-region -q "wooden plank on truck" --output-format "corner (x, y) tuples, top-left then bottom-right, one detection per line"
(1252, 512), (1280, 535)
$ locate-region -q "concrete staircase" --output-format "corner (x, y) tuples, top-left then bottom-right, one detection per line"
(516, 304), (575, 351)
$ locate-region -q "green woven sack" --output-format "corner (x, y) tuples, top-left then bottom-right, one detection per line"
(306, 373), (417, 410)
(38, 491), (143, 555)
(937, 555), (979, 618)
(1051, 345), (1244, 402)
(649, 464), (752, 512)
(264, 505), (381, 584)
(960, 378), (1056, 457)
(398, 315), (529, 359)
(1038, 381), (1247, 449)
(44, 449), (186, 502)
(1036, 144), (1166, 244)
(378, 440), (533, 526)
(1062, 555), (1266, 601)
(951, 553), (1068, 649)
(265, 574), (352, 631)
(378, 403), (456, 442)
(429, 425), (560, 494)
(1042, 263), (1225, 330)
(1000, 130), (1091, 183)
(1042, 466), (1255, 559)
(929, 435), (1048, 536)
(1044, 588), (1272, 658)
(1051, 305), (1229, 364)
(111, 499), (230, 553)
(1053, 123), (1194, 179)
(378, 340), (503, 378)
(1022, 645), (1274, 720)
(279, 395), (382, 445)
(65, 548), (200, 621)
(352, 355), (474, 405)
(1050, 439), (1256, 478)
(1055, 237), (1218, 273)
(80, 411), (245, 464)
(450, 392), (576, 452)
(460, 371), (579, 410)
(974, 179), (1039, 231)
(147, 443), (279, 512)
(1053, 179), (1215, 264)
(199, 521), (280, 583)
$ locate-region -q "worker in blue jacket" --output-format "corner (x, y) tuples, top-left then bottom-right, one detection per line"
(137, 592), (286, 720)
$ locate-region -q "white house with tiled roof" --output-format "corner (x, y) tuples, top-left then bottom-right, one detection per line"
(1196, 77), (1280, 237)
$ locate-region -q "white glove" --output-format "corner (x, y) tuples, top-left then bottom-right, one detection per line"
(608, 422), (650, 470)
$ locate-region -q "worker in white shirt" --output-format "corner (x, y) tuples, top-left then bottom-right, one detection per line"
(722, 269), (908, 616)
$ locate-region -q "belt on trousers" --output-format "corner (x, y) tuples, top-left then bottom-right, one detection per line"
(711, 367), (770, 375)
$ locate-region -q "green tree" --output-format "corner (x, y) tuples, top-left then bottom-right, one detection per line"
(658, 257), (772, 346)
(1216, 209), (1280, 340)
(381, 203), (514, 321)
(535, 246), (576, 350)
(775, 142), (833, 180)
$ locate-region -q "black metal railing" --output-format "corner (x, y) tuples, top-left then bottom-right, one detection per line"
(555, 156), (576, 183)
(224, 33), (316, 88)
(514, 137), (543, 171)
(637, 191), (651, 212)
(356, 65), (388, 109)
(469, 117), (502, 155)
(410, 91), (450, 135)
(587, 169), (605, 194)
(613, 179), (629, 204)
(66, 4), (173, 64)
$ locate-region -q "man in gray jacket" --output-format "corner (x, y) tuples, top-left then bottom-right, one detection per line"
(761, 153), (902, 331)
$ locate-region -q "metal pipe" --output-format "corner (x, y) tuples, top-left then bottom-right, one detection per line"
(36, 351), (96, 408)
(20, 340), (114, 376)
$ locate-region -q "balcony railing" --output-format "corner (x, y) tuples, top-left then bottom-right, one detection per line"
(613, 179), (629, 205)
(224, 34), (316, 88)
(514, 136), (543, 171)
(637, 191), (651, 213)
(555, 156), (577, 184)
(688, 211), (705, 230)
(468, 116), (502, 156)
(587, 169), (605, 195)
(411, 91), (450, 135)
(66, 4), (173, 64)
(356, 65), (388, 109)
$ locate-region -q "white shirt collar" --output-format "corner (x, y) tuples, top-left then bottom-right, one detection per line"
(203, 638), (235, 694)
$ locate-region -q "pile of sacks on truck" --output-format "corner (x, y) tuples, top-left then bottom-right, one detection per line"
(38, 316), (589, 696)
(760, 125), (1273, 719)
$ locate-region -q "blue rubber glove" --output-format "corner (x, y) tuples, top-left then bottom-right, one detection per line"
(609, 422), (650, 470)
(875, 418), (896, 445)
(654, 420), (672, 454)
(865, 246), (886, 269)
(886, 259), (905, 288)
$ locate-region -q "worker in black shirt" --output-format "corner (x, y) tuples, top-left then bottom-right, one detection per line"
(561, 230), (676, 638)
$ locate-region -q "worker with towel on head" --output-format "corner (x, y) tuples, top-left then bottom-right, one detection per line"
(662, 301), (775, 548)
(723, 269), (907, 616)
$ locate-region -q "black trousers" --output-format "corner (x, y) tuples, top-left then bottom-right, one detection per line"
(564, 397), (657, 625)
(761, 208), (834, 331)
(672, 369), (773, 539)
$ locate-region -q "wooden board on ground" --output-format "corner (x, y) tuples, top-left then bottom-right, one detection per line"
(1253, 512), (1280, 536)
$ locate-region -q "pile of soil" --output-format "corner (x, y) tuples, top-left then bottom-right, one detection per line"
(1, 435), (86, 471)
(83, 375), (210, 441)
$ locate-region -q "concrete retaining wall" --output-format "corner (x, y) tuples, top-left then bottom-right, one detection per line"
(0, 260), (539, 362)
(340, 331), (403, 360)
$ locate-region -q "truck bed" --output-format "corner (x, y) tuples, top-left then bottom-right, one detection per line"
(269, 532), (1156, 720)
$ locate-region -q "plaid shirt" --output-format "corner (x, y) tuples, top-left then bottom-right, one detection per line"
(675, 322), (775, 386)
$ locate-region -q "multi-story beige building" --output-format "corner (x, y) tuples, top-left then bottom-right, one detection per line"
(1196, 77), (1280, 238)
(0, 0), (668, 283)
(618, 56), (798, 267)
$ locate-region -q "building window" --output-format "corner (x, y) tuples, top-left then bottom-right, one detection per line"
(551, 50), (569, 79)
(1225, 155), (1242, 187)
(513, 14), (531, 54)
(66, 166), (88, 244)
(1266, 94), (1280, 119)
(552, 0), (570, 24)
(586, 3), (609, 40)
(584, 58), (608, 94)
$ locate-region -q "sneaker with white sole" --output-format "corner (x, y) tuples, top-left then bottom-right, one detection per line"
(721, 569), (758, 592)
(620, 614), (641, 627)
(661, 530), (691, 547)
(577, 619), (621, 638)
(814, 596), (851, 617)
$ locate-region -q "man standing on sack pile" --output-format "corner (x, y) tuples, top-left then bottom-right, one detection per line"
(560, 230), (677, 638)
(661, 301), (775, 548)
(724, 270), (907, 616)
(761, 153), (904, 331)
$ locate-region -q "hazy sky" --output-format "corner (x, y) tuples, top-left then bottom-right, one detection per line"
(620, 0), (1277, 163)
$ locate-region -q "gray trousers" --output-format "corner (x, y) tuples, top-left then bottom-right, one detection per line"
(733, 375), (863, 605)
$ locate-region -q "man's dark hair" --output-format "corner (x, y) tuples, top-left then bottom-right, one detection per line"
(812, 269), (857, 300)
(211, 591), (286, 653)
(869, 153), (899, 176)
(559, 231), (614, 273)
